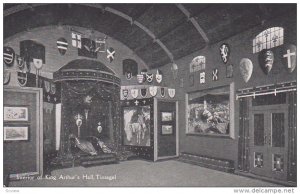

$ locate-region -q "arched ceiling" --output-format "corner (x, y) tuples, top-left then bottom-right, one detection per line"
(4, 3), (296, 69)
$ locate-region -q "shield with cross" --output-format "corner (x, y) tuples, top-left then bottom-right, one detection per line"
(281, 44), (296, 73)
(107, 47), (115, 63)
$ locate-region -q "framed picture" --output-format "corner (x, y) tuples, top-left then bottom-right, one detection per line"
(4, 106), (28, 121)
(162, 125), (173, 135)
(161, 112), (172, 122)
(4, 126), (29, 141)
(123, 105), (151, 147)
(186, 83), (234, 137)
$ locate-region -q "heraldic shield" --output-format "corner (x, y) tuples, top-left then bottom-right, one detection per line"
(168, 88), (175, 98)
(258, 49), (274, 75)
(155, 70), (162, 83)
(160, 87), (165, 98)
(149, 86), (158, 97)
(141, 88), (147, 97)
(131, 89), (139, 99)
(122, 89), (129, 99)
(239, 58), (253, 83)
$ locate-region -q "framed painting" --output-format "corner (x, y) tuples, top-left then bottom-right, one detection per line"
(123, 105), (151, 146)
(161, 112), (173, 122)
(4, 106), (28, 121)
(4, 126), (29, 141)
(186, 83), (235, 137)
(162, 125), (173, 135)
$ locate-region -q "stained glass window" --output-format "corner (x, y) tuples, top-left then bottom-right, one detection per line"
(252, 27), (284, 53)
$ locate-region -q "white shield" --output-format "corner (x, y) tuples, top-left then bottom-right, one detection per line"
(168, 88), (176, 98)
(44, 80), (51, 93)
(155, 70), (162, 83)
(149, 86), (158, 97)
(131, 89), (139, 99)
(137, 74), (144, 84)
(240, 58), (253, 83)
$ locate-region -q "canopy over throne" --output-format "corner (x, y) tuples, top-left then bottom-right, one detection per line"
(53, 59), (121, 166)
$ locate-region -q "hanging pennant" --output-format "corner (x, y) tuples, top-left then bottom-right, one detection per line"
(140, 88), (147, 98)
(122, 89), (129, 99)
(146, 73), (153, 83)
(16, 55), (25, 70)
(72, 31), (82, 48)
(200, 72), (205, 84)
(131, 89), (139, 99)
(149, 86), (158, 97)
(4, 46), (15, 67)
(168, 88), (175, 98)
(212, 68), (218, 81)
(3, 70), (11, 85)
(17, 71), (28, 87)
(57, 37), (68, 55)
(220, 43), (230, 64)
(281, 44), (296, 73)
(95, 37), (106, 53)
(107, 47), (115, 63)
(160, 87), (165, 98)
(155, 69), (162, 83)
(240, 58), (253, 83)
(259, 49), (274, 75)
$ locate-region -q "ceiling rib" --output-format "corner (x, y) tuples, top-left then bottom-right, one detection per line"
(176, 4), (209, 44)
(4, 3), (174, 63)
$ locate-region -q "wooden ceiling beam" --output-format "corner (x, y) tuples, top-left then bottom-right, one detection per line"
(176, 4), (209, 44)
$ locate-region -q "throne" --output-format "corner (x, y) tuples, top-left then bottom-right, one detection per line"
(69, 134), (118, 167)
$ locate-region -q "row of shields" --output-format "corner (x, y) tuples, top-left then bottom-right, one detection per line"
(122, 86), (175, 99)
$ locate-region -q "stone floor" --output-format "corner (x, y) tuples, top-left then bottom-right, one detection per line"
(9, 159), (280, 187)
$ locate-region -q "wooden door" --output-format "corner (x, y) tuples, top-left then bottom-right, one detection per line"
(249, 105), (288, 181)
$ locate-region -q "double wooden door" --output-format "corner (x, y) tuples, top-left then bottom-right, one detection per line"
(249, 105), (288, 181)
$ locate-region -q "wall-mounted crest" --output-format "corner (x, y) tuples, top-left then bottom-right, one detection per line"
(122, 89), (129, 99)
(200, 72), (205, 84)
(168, 88), (175, 98)
(17, 71), (28, 87)
(57, 37), (68, 55)
(149, 86), (158, 97)
(220, 43), (230, 64)
(155, 70), (163, 83)
(131, 89), (139, 99)
(4, 70), (11, 85)
(16, 55), (25, 70)
(140, 88), (147, 97)
(239, 58), (253, 83)
(106, 47), (115, 63)
(4, 46), (15, 67)
(212, 68), (218, 81)
(281, 44), (296, 73)
(258, 49), (274, 75)
(137, 74), (144, 84)
(160, 87), (165, 98)
(146, 73), (153, 83)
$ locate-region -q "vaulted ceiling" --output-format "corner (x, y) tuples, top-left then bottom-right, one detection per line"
(4, 3), (296, 69)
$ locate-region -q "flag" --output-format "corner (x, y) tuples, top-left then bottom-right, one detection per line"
(78, 38), (97, 59)
(95, 37), (106, 52)
(72, 31), (82, 48)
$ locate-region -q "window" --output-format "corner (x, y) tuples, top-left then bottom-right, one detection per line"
(252, 27), (284, 53)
